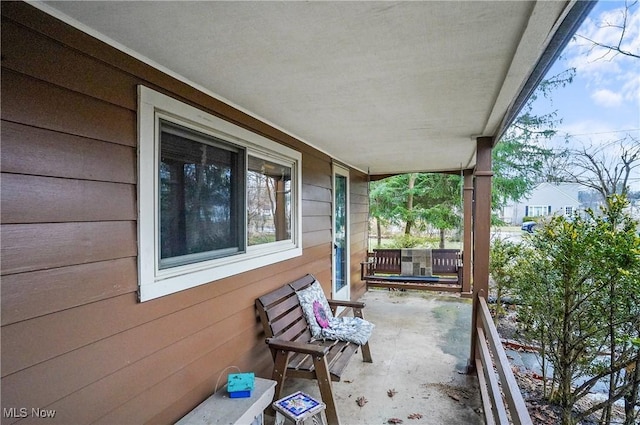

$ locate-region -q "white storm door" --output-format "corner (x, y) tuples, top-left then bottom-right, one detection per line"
(332, 164), (350, 302)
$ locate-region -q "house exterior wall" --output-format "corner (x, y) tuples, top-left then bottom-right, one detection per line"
(502, 182), (583, 224)
(0, 3), (368, 424)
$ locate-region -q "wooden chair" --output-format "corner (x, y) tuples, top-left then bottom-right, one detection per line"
(255, 274), (373, 425)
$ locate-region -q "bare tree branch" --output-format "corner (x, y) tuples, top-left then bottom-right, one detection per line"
(576, 0), (640, 60)
(558, 135), (640, 201)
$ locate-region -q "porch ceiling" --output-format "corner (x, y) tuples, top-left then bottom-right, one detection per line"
(39, 1), (587, 176)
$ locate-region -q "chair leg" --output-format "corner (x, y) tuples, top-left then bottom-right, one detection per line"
(352, 308), (373, 363)
(271, 349), (289, 401)
(360, 342), (373, 363)
(313, 355), (340, 425)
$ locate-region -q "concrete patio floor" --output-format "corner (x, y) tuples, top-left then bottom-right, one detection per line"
(268, 289), (483, 425)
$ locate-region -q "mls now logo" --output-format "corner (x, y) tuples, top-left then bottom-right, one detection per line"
(3, 408), (28, 418)
(3, 407), (56, 418)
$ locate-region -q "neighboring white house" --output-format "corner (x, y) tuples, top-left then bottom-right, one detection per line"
(501, 182), (586, 225)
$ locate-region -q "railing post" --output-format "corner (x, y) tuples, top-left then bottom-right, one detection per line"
(468, 137), (493, 371)
(477, 294), (534, 425)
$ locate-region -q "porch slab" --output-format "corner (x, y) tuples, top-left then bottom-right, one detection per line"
(268, 289), (483, 424)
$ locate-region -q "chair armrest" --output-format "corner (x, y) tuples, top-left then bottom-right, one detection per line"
(360, 260), (375, 280)
(327, 299), (365, 309)
(328, 299), (367, 320)
(266, 338), (329, 357)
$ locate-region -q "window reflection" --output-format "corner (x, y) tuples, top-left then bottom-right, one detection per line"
(247, 156), (292, 246)
(159, 121), (244, 268)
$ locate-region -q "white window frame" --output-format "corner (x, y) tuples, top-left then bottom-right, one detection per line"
(138, 86), (302, 302)
(528, 205), (548, 217)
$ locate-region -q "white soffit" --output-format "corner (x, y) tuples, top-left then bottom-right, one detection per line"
(39, 1), (574, 175)
(483, 0), (569, 136)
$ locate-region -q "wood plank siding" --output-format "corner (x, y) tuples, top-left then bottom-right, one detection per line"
(0, 3), (369, 424)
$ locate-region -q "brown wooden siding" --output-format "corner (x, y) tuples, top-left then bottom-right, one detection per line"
(1, 121), (137, 183)
(1, 174), (137, 223)
(0, 3), (369, 425)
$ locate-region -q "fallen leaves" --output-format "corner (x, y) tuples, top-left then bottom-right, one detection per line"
(354, 388), (426, 424)
(422, 382), (471, 402)
(356, 396), (368, 407)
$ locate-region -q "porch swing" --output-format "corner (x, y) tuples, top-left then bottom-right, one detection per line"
(360, 168), (464, 293)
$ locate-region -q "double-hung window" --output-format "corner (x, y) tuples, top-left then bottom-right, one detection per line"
(526, 205), (550, 217)
(138, 86), (302, 301)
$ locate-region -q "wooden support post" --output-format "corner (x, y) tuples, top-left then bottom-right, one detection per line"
(468, 137), (493, 372)
(461, 170), (474, 297)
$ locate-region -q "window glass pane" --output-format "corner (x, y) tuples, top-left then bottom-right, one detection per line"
(247, 156), (292, 246)
(334, 174), (347, 292)
(159, 121), (245, 268)
(528, 205), (548, 217)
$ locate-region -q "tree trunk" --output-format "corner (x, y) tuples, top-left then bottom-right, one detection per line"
(560, 278), (575, 425)
(439, 228), (445, 248)
(623, 350), (640, 425)
(376, 217), (382, 247)
(404, 221), (413, 236)
(404, 173), (416, 235)
(541, 333), (548, 398)
(559, 368), (574, 425)
(601, 279), (616, 425)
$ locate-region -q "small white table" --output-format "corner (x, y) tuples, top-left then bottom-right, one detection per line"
(176, 377), (276, 425)
(272, 391), (327, 425)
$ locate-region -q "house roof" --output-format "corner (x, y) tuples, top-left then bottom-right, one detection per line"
(523, 182), (584, 205)
(37, 1), (594, 176)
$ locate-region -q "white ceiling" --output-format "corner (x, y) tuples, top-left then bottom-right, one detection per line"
(39, 1), (584, 176)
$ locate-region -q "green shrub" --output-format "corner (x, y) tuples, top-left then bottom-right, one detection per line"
(521, 216), (539, 223)
(511, 196), (640, 425)
(489, 238), (521, 318)
(389, 234), (431, 248)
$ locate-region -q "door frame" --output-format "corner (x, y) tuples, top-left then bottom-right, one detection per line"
(332, 163), (350, 302)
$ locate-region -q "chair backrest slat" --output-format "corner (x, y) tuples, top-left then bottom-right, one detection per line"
(256, 274), (318, 348)
(373, 249), (402, 273)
